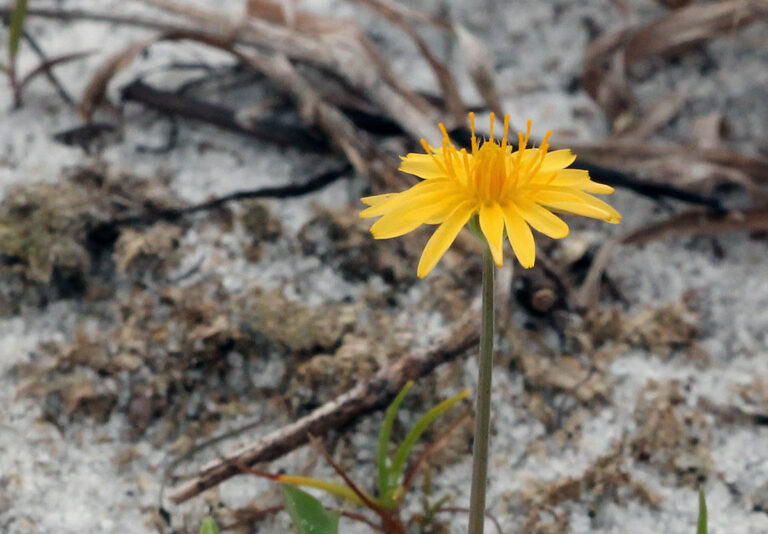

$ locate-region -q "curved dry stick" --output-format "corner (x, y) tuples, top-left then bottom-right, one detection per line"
(401, 411), (471, 493)
(170, 314), (478, 503)
(576, 206), (768, 309)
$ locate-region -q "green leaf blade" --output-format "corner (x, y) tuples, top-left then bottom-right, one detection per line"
(283, 485), (340, 534)
(8, 0), (28, 65)
(377, 381), (413, 497)
(388, 389), (470, 490)
(200, 517), (221, 534)
(697, 488), (708, 534)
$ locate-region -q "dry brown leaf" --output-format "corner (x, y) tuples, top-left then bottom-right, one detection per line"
(145, 0), (440, 142)
(349, 0), (467, 126)
(623, 0), (767, 64)
(584, 0), (768, 128)
(587, 0), (768, 67)
(246, 0), (350, 34)
(690, 112), (729, 150)
(346, 0), (451, 30)
(615, 93), (683, 140)
(657, 0), (694, 9)
(79, 37), (158, 121)
(80, 30), (236, 121)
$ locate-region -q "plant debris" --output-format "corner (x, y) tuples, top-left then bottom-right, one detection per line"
(0, 165), (182, 311)
(297, 208), (423, 285)
(629, 380), (714, 487)
(510, 440), (662, 533)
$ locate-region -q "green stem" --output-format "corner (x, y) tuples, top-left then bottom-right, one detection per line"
(467, 244), (495, 534)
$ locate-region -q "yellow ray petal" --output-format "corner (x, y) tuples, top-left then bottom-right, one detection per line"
(534, 190), (622, 223)
(360, 180), (453, 219)
(418, 194), (468, 225)
(399, 192), (465, 222)
(515, 202), (569, 239)
(370, 192), (464, 238)
(370, 213), (424, 239)
(361, 193), (397, 207)
(417, 201), (476, 278)
(501, 203), (536, 268)
(479, 202), (505, 267)
(399, 152), (447, 180)
(549, 169), (614, 194)
(539, 149), (577, 172)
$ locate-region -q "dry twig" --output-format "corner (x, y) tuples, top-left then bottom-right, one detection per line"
(170, 313), (478, 503)
(576, 206), (768, 308)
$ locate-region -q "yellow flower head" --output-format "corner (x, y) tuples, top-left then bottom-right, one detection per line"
(360, 113), (621, 278)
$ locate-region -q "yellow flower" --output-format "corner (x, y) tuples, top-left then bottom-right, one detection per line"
(360, 113), (621, 278)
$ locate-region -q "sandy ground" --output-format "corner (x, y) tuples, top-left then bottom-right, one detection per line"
(1, 1), (768, 533)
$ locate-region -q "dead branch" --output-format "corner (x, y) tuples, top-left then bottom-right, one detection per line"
(586, 0), (768, 67)
(0, 6), (200, 34)
(101, 163), (353, 231)
(697, 397), (768, 426)
(573, 159), (725, 211)
(348, 0), (467, 126)
(169, 313), (479, 503)
(18, 32), (86, 107)
(571, 140), (768, 185)
(234, 49), (403, 190)
(142, 0), (442, 143)
(11, 2), (742, 211)
(121, 80), (326, 150)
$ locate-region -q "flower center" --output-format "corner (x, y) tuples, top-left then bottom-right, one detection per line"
(472, 141), (509, 203)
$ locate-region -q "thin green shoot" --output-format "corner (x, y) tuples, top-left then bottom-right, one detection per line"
(697, 488), (707, 534)
(8, 0), (28, 67)
(199, 517), (220, 534)
(388, 389), (470, 491)
(376, 381), (413, 497)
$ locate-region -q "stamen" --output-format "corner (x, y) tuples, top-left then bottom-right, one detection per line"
(501, 114), (510, 149)
(517, 131), (526, 167)
(461, 148), (472, 186)
(523, 130), (553, 186)
(525, 119), (532, 146)
(443, 145), (459, 181)
(489, 112), (495, 142)
(491, 147), (505, 198)
(438, 123), (451, 143)
(420, 138), (451, 177)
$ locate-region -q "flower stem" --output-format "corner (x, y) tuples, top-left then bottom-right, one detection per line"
(467, 244), (495, 534)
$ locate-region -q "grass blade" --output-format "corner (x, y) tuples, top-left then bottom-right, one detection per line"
(376, 381), (413, 497)
(199, 517), (220, 534)
(388, 389), (470, 487)
(283, 485), (340, 534)
(277, 475), (366, 506)
(8, 0), (28, 66)
(697, 488), (708, 534)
